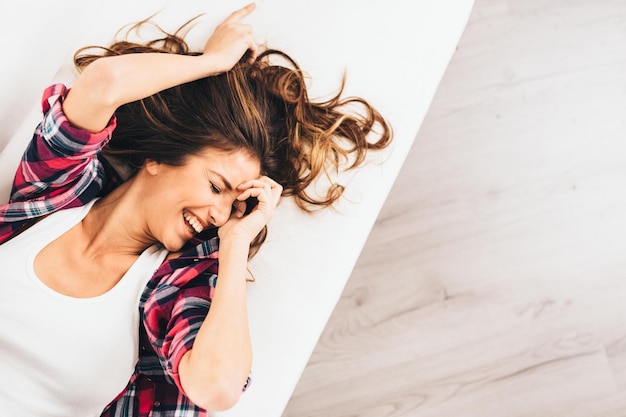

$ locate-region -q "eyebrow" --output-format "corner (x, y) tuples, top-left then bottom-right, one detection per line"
(211, 170), (234, 191)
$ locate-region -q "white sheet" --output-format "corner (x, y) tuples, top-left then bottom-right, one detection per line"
(0, 1), (474, 415)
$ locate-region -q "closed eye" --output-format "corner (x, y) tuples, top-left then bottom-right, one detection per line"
(210, 182), (222, 194)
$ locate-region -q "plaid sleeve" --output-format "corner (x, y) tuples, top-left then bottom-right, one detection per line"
(0, 83), (117, 243)
(143, 259), (218, 394)
(7, 83), (117, 212)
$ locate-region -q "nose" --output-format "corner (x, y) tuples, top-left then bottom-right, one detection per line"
(209, 201), (232, 227)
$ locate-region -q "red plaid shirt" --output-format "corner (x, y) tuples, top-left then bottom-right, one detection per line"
(0, 84), (249, 416)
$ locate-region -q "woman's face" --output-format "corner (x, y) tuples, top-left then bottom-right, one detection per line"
(142, 147), (261, 252)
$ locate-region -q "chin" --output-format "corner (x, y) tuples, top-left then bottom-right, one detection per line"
(160, 238), (186, 253)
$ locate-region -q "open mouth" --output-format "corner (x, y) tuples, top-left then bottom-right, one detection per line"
(183, 210), (204, 235)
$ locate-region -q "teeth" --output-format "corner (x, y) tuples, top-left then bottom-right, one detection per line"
(183, 210), (203, 234)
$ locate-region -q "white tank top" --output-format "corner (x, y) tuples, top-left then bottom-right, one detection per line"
(0, 200), (169, 416)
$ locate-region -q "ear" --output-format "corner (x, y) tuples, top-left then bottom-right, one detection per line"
(144, 159), (162, 176)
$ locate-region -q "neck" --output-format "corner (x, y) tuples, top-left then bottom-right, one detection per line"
(81, 176), (156, 258)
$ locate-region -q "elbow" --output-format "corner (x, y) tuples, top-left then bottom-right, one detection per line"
(184, 379), (243, 411)
(178, 347), (251, 411)
(78, 57), (125, 108)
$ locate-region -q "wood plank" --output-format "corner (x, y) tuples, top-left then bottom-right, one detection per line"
(283, 0), (626, 415)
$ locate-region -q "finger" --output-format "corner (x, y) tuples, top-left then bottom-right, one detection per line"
(258, 176), (282, 197)
(262, 176), (281, 190)
(271, 186), (282, 205)
(236, 186), (269, 202)
(237, 186), (278, 210)
(231, 199), (247, 218)
(238, 176), (281, 190)
(263, 178), (283, 204)
(240, 26), (258, 59)
(225, 3), (256, 23)
(237, 179), (267, 191)
(247, 42), (259, 63)
(241, 179), (282, 207)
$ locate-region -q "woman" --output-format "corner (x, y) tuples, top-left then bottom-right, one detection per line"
(0, 3), (391, 416)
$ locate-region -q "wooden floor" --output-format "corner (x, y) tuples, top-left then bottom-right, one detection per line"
(282, 1), (626, 416)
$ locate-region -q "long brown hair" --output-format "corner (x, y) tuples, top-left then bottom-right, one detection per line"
(74, 16), (393, 257)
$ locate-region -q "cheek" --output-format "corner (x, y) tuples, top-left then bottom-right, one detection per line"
(167, 175), (210, 203)
(146, 169), (180, 194)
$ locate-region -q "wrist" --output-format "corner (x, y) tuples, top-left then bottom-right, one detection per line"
(218, 234), (252, 253)
(197, 52), (231, 76)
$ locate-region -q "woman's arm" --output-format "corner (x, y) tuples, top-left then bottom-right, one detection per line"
(63, 3), (258, 133)
(0, 83), (116, 247)
(178, 177), (283, 411)
(177, 237), (252, 410)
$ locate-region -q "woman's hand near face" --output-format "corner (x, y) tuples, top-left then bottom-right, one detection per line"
(201, 3), (258, 73)
(218, 176), (282, 244)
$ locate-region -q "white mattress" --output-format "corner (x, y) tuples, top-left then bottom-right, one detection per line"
(0, 1), (474, 415)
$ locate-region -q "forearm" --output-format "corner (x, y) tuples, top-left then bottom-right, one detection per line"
(63, 52), (223, 133)
(62, 3), (257, 134)
(178, 236), (252, 411)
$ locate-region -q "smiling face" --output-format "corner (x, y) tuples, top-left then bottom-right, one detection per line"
(140, 147), (261, 252)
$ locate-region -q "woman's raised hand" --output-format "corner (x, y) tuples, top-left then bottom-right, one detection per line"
(219, 176), (282, 244)
(202, 3), (259, 73)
